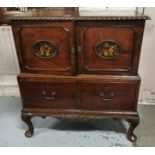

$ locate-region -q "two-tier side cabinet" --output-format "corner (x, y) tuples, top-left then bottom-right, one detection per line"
(0, 8), (150, 142)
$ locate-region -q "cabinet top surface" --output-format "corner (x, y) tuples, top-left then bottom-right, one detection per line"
(0, 8), (150, 21)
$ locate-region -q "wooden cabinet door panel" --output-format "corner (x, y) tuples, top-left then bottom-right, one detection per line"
(77, 21), (145, 75)
(14, 22), (75, 75)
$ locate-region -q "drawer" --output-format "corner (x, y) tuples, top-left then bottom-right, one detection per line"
(18, 78), (76, 109)
(14, 22), (75, 75)
(77, 21), (145, 75)
(79, 79), (140, 111)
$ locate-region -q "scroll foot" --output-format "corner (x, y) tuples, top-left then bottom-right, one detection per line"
(126, 116), (140, 142)
(21, 113), (34, 137)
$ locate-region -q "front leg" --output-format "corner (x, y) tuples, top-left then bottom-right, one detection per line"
(126, 115), (140, 142)
(21, 113), (34, 137)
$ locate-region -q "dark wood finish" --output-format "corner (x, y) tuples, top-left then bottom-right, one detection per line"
(77, 20), (145, 75)
(0, 8), (149, 142)
(0, 8), (5, 24)
(79, 80), (140, 110)
(21, 108), (139, 141)
(18, 73), (140, 82)
(12, 21), (76, 75)
(18, 74), (140, 111)
(18, 78), (77, 109)
(127, 115), (140, 142)
(21, 113), (34, 137)
(0, 8), (3, 16)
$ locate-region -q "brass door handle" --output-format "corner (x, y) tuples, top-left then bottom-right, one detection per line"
(77, 46), (81, 54)
(71, 47), (75, 55)
(42, 91), (57, 100)
(99, 92), (114, 101)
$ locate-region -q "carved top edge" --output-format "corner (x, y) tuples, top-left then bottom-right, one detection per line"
(5, 15), (151, 21)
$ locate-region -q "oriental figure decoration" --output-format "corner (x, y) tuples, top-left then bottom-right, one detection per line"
(32, 40), (57, 59)
(95, 40), (123, 60)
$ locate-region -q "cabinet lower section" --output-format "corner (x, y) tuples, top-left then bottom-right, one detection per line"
(18, 73), (140, 142)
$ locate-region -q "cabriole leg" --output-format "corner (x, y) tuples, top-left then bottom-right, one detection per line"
(21, 113), (34, 137)
(126, 116), (140, 142)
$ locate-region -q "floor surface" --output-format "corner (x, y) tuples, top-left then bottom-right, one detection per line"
(0, 97), (154, 147)
(135, 104), (155, 146)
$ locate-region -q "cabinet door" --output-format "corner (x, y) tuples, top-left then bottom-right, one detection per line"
(77, 21), (144, 75)
(13, 21), (76, 75)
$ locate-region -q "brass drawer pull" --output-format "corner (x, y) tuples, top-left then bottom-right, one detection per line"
(42, 91), (57, 100)
(99, 92), (114, 101)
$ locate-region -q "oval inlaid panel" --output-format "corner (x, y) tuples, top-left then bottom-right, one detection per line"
(32, 40), (57, 59)
(95, 40), (123, 60)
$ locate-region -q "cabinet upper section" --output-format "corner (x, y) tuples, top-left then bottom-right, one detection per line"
(12, 19), (146, 75)
(0, 8), (150, 76)
(0, 7), (150, 22)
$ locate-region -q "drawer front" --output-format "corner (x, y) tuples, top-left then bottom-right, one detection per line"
(14, 22), (75, 75)
(79, 80), (140, 111)
(78, 21), (145, 75)
(18, 80), (76, 109)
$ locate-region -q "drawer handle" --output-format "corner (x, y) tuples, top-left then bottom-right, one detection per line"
(99, 92), (114, 101)
(42, 91), (57, 100)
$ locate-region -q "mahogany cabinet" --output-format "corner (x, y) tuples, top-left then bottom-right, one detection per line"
(0, 8), (150, 142)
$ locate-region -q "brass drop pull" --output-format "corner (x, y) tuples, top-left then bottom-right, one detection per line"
(42, 91), (57, 100)
(99, 92), (114, 101)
